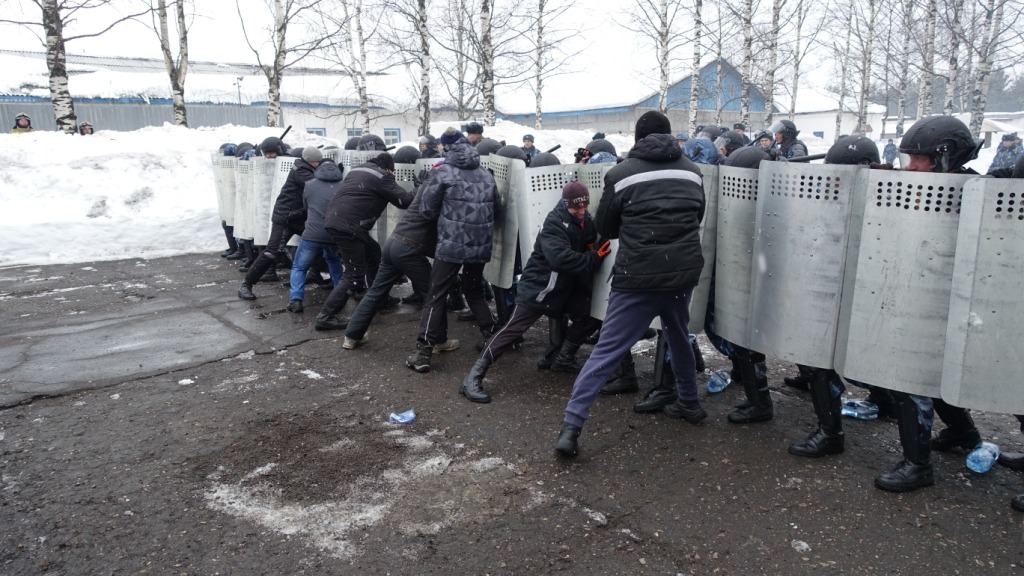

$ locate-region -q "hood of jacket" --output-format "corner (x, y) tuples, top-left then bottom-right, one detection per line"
(628, 133), (684, 162)
(313, 159), (343, 182)
(444, 140), (482, 170)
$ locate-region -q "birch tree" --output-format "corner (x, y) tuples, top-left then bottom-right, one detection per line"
(738, 0), (754, 127)
(433, 0), (480, 118)
(916, 0), (937, 117)
(479, 0), (495, 124)
(894, 0), (914, 135)
(0, 0), (150, 133)
(525, 0), (578, 129)
(686, 0), (703, 134)
(968, 0), (1006, 136)
(622, 0), (688, 113)
(150, 0), (190, 126)
(852, 0), (876, 134)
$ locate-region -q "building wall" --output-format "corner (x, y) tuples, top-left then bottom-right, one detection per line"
(1, 99), (264, 132)
(789, 110), (886, 144)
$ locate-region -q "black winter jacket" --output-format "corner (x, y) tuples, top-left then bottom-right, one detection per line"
(271, 159), (318, 227)
(390, 177), (439, 257)
(515, 203), (599, 316)
(301, 161), (344, 244)
(597, 133), (705, 292)
(779, 138), (808, 159)
(323, 162), (414, 235)
(419, 139), (501, 263)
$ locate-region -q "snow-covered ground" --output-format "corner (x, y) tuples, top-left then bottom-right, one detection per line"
(0, 121), (1003, 267)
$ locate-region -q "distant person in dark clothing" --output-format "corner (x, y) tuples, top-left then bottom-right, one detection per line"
(10, 113), (33, 134)
(882, 138), (899, 164)
(285, 159), (345, 313)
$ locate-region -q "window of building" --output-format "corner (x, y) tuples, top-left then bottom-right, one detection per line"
(813, 131), (825, 139)
(347, 128), (363, 138)
(306, 127), (326, 137)
(383, 128), (401, 146)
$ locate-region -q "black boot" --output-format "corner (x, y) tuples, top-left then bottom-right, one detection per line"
(237, 282), (256, 301)
(727, 358), (773, 423)
(931, 399), (981, 452)
(550, 340), (583, 373)
(238, 240), (256, 272)
(406, 341), (433, 373)
(875, 395), (934, 492)
(691, 338), (705, 373)
(600, 353), (639, 395)
(634, 358), (677, 413)
(259, 264), (278, 283)
(865, 386), (898, 420)
(460, 357), (492, 403)
(314, 313), (348, 331)
(446, 279), (466, 312)
(783, 364), (814, 391)
(788, 370), (844, 457)
(537, 317), (565, 370)
(221, 222), (238, 257)
(554, 422), (582, 458)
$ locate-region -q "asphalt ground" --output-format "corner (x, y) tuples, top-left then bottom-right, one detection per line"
(1, 253), (1023, 574)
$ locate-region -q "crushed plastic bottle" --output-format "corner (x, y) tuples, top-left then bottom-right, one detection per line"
(966, 441), (1000, 473)
(705, 369), (731, 394)
(840, 400), (879, 421)
(388, 409), (416, 424)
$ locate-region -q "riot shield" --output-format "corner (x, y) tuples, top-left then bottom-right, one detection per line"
(941, 177), (1024, 413)
(343, 150), (389, 243)
(212, 153), (237, 225)
(233, 160), (255, 240)
(834, 170), (973, 396)
(251, 157), (278, 246)
(689, 164), (718, 334)
(747, 162), (867, 367)
(518, 164), (579, 259)
(713, 166), (759, 348)
(483, 155), (526, 289)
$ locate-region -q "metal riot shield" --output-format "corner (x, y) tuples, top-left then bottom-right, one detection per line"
(264, 156), (298, 241)
(713, 166), (760, 348)
(518, 164), (579, 259)
(251, 157), (279, 246)
(747, 162), (866, 367)
(322, 147), (341, 164)
(483, 155), (526, 289)
(941, 177), (1024, 413)
(343, 150), (389, 243)
(834, 170), (973, 396)
(233, 160), (255, 240)
(212, 153), (237, 225)
(689, 164), (718, 334)
(389, 161), (420, 239)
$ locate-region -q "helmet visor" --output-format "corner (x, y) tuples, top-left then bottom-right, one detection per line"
(768, 120), (787, 134)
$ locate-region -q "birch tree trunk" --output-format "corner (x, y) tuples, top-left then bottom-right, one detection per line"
(657, 0), (669, 113)
(942, 0), (964, 116)
(533, 0), (545, 128)
(687, 0), (703, 134)
(265, 0), (288, 127)
(42, 0), (76, 133)
(417, 0), (431, 136)
(917, 0), (936, 118)
(763, 0), (781, 127)
(714, 17), (723, 126)
(895, 1), (914, 136)
(739, 0), (753, 126)
(834, 15), (853, 142)
(480, 0), (495, 125)
(969, 0), (1004, 137)
(854, 0), (875, 134)
(341, 0), (371, 132)
(156, 0), (189, 127)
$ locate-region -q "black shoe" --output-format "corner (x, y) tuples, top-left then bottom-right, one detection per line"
(999, 452), (1024, 471)
(600, 376), (639, 395)
(633, 389), (678, 413)
(1012, 494), (1024, 512)
(554, 422), (582, 458)
(663, 399), (708, 423)
(401, 293), (425, 305)
(931, 427), (982, 452)
(788, 429), (845, 458)
(457, 309), (476, 321)
(727, 404), (774, 424)
(225, 250), (245, 261)
(376, 295), (400, 310)
(784, 374), (811, 391)
(220, 248), (237, 258)
(237, 283), (256, 301)
(260, 269), (279, 283)
(874, 460), (934, 492)
(286, 299), (303, 313)
(447, 295), (467, 311)
(692, 339), (705, 373)
(406, 343), (433, 373)
(314, 314), (348, 331)
(460, 358), (492, 404)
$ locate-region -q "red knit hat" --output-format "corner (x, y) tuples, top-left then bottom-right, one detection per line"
(561, 181), (590, 206)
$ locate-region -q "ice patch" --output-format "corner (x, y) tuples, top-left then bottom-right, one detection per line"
(241, 463), (277, 482)
(80, 266), (96, 271)
(969, 311), (983, 326)
(300, 369), (322, 380)
(110, 393), (120, 400)
(179, 378), (195, 385)
(791, 539), (811, 553)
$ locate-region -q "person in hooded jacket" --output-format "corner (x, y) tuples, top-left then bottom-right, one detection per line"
(285, 159), (346, 312)
(10, 113), (33, 134)
(314, 153), (415, 331)
(79, 121), (94, 135)
(405, 128), (502, 373)
(419, 135), (442, 158)
(554, 111), (706, 458)
(238, 145), (324, 302)
(459, 182), (606, 403)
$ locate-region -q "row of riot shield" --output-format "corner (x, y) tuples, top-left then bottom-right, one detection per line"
(655, 159), (1024, 415)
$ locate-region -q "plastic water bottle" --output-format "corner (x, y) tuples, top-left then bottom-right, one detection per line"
(388, 409), (416, 424)
(966, 442), (1000, 473)
(840, 400), (879, 421)
(705, 369), (731, 394)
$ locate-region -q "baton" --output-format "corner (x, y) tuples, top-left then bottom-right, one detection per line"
(544, 144), (561, 153)
(279, 125), (292, 140)
(788, 153), (826, 163)
(386, 145), (396, 151)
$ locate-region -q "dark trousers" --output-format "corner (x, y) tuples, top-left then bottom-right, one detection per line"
(481, 288), (599, 363)
(564, 288), (696, 427)
(243, 222), (297, 285)
(345, 238), (432, 340)
(320, 228), (382, 318)
(417, 260), (492, 346)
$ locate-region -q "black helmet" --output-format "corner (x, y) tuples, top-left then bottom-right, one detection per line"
(259, 136), (287, 155)
(768, 119), (799, 140)
(898, 116), (982, 173)
(825, 135), (880, 165)
(530, 152), (561, 167)
(234, 142), (254, 158)
(288, 146), (305, 158)
(495, 144), (528, 161)
(585, 138), (617, 157)
(356, 134), (387, 151)
(393, 145), (420, 164)
(344, 136), (361, 150)
(724, 146), (771, 169)
(476, 138), (503, 156)
(419, 134), (437, 147)
(697, 126), (722, 140)
(753, 130), (774, 143)
(714, 130), (746, 155)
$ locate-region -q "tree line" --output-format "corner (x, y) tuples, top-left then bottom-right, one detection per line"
(2, 0), (1021, 139)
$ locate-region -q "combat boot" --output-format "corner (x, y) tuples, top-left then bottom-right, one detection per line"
(634, 358), (677, 413)
(550, 340), (583, 373)
(875, 395), (934, 492)
(783, 364), (814, 391)
(600, 352), (639, 395)
(788, 370), (845, 457)
(237, 282), (256, 301)
(314, 313), (347, 331)
(537, 317), (565, 370)
(554, 422), (582, 458)
(406, 341), (433, 373)
(691, 337), (705, 373)
(931, 400), (981, 452)
(727, 358), (773, 423)
(460, 356), (492, 403)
